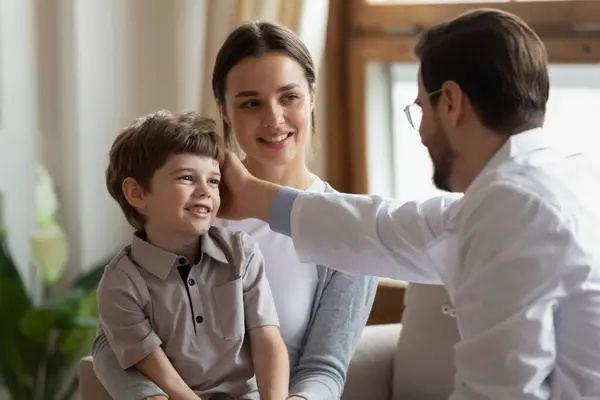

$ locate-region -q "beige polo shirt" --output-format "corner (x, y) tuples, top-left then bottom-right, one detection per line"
(96, 226), (280, 399)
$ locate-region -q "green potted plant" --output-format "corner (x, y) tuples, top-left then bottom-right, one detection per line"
(0, 165), (106, 400)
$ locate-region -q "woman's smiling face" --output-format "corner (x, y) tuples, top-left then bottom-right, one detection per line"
(220, 53), (315, 167)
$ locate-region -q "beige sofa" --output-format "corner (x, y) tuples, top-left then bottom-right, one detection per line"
(78, 284), (460, 400)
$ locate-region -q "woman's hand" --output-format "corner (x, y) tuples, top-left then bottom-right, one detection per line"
(218, 150), (280, 222)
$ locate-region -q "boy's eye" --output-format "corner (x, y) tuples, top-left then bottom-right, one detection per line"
(179, 175), (194, 181)
(209, 178), (220, 185)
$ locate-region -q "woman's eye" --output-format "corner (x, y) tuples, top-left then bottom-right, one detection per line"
(241, 100), (259, 108)
(209, 179), (220, 185)
(282, 94), (299, 103)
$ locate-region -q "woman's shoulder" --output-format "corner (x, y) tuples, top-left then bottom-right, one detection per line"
(308, 175), (334, 194)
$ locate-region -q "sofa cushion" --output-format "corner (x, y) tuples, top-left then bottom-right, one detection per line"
(343, 323), (402, 400)
(393, 283), (460, 399)
(78, 356), (112, 400)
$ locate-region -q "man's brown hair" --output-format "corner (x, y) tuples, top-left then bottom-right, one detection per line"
(106, 110), (225, 230)
(415, 8), (549, 135)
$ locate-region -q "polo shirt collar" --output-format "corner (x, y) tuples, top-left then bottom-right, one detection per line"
(129, 227), (228, 280)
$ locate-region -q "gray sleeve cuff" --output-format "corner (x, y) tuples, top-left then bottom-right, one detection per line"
(290, 378), (337, 400)
(268, 187), (300, 237)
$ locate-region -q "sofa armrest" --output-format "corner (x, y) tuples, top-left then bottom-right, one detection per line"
(341, 323), (402, 400)
(78, 356), (112, 400)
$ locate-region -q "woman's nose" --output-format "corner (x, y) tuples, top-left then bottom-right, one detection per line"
(262, 102), (284, 127)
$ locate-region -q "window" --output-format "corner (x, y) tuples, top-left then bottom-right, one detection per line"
(366, 63), (600, 201)
(366, 0), (511, 3)
(544, 65), (600, 155)
(324, 0), (600, 195)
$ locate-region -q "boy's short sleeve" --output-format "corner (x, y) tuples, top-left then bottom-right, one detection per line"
(97, 264), (162, 369)
(240, 235), (280, 330)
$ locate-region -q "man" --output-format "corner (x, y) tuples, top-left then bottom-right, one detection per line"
(219, 8), (600, 400)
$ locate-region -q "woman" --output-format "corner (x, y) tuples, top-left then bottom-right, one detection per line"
(92, 21), (377, 400)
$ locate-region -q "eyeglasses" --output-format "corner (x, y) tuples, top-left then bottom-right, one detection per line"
(403, 89), (442, 131)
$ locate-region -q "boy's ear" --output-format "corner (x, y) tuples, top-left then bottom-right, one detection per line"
(122, 178), (147, 210)
(216, 101), (231, 127)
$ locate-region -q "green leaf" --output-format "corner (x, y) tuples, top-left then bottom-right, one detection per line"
(0, 327), (28, 396)
(70, 260), (109, 292)
(59, 289), (99, 358)
(59, 325), (98, 358)
(0, 234), (31, 323)
(18, 308), (58, 343)
(19, 288), (89, 343)
(0, 232), (33, 396)
(42, 348), (70, 400)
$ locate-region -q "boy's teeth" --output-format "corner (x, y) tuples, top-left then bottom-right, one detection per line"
(189, 206), (209, 213)
(263, 133), (288, 143)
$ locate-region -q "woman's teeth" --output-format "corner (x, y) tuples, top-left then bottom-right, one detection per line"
(262, 133), (289, 143)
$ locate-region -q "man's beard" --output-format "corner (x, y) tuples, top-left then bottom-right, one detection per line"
(428, 126), (455, 192)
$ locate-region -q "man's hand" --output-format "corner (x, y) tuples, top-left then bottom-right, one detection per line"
(218, 150), (280, 222)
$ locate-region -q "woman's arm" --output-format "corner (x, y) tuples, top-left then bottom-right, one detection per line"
(288, 270), (378, 400)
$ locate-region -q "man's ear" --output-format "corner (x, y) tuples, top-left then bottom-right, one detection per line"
(440, 80), (465, 127)
(122, 177), (147, 211)
(217, 100), (231, 127)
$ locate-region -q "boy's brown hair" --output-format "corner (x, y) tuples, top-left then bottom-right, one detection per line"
(106, 110), (225, 230)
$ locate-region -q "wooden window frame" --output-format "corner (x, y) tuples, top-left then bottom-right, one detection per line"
(326, 0), (600, 194)
(325, 0), (600, 324)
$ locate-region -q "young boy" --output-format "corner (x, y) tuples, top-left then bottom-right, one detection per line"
(96, 110), (289, 400)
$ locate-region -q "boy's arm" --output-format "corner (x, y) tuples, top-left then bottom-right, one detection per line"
(240, 233), (289, 400)
(135, 348), (201, 400)
(249, 326), (290, 400)
(97, 267), (200, 400)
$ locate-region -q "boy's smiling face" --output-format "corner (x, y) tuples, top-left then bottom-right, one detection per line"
(125, 153), (221, 239)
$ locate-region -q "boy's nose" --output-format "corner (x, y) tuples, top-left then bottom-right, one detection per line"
(194, 184), (211, 197)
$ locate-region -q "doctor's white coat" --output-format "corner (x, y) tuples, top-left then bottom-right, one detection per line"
(286, 129), (600, 399)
